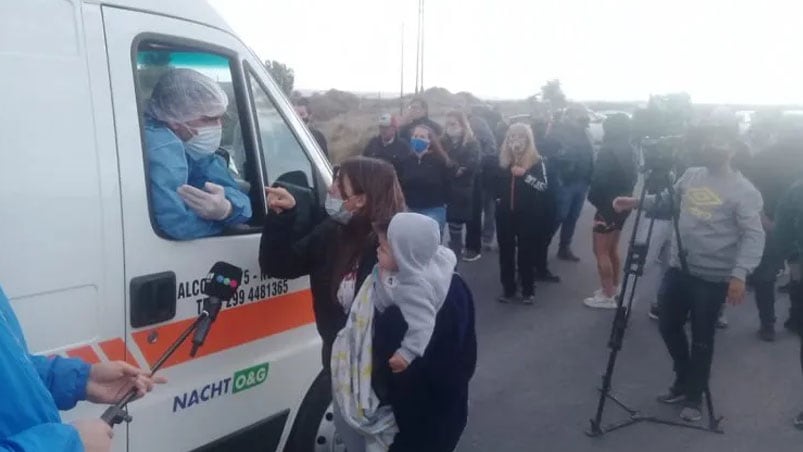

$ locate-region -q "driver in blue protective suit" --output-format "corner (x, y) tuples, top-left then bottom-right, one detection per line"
(0, 285), (165, 452)
(143, 68), (252, 240)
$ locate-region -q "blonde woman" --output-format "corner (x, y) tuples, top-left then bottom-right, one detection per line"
(443, 110), (481, 259)
(494, 123), (552, 304)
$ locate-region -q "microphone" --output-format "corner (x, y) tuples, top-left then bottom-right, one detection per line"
(190, 261), (243, 357)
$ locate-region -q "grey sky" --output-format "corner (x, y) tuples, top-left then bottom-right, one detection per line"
(210, 0), (802, 104)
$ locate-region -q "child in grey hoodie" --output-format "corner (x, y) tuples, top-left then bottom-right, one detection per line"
(375, 212), (458, 372)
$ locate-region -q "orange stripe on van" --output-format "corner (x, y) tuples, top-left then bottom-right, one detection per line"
(132, 290), (314, 370)
(66, 345), (101, 364)
(99, 338), (140, 368)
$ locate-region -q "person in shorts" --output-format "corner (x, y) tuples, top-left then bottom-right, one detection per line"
(583, 114), (639, 309)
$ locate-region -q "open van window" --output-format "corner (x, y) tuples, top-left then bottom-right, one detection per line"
(246, 69), (314, 188)
(134, 42), (263, 240)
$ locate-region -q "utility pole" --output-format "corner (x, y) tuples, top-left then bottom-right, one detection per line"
(420, 0), (425, 93)
(414, 0), (422, 94)
(400, 22), (405, 115)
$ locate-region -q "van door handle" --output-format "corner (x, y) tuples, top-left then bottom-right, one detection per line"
(130, 272), (177, 328)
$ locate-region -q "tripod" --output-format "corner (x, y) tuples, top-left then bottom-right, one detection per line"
(586, 167), (724, 437)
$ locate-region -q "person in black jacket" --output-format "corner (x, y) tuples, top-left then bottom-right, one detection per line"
(396, 124), (453, 234)
(363, 113), (410, 171)
(443, 110), (481, 259)
(399, 97), (443, 142)
(583, 114), (638, 309)
(464, 106), (501, 261)
(259, 156), (406, 372)
(293, 97), (329, 158)
(549, 106), (595, 261)
(495, 123), (552, 305)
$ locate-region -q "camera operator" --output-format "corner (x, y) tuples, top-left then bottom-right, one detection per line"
(614, 125), (765, 423)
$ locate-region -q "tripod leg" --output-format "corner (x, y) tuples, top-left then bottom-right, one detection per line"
(703, 387), (723, 431)
(588, 180), (655, 436)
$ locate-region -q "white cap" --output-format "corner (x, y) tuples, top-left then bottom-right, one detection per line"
(378, 113), (393, 127)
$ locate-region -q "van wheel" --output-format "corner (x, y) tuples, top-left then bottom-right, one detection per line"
(284, 371), (345, 452)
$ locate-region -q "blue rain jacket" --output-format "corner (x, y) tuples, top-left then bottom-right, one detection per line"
(0, 285), (90, 451)
(144, 117), (252, 240)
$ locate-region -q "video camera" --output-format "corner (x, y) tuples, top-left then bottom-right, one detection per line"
(639, 135), (683, 173)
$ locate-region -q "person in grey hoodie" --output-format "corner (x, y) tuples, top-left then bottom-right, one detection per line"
(375, 212), (458, 372)
(614, 125), (765, 423)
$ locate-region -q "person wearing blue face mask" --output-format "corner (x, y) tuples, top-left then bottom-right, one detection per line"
(396, 125), (453, 235)
(143, 68), (252, 240)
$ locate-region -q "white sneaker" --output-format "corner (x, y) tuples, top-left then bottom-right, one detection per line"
(593, 287), (621, 297)
(583, 293), (618, 309)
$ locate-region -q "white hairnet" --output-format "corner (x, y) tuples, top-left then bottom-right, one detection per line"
(146, 68), (228, 123)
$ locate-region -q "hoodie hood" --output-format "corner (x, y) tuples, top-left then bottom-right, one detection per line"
(386, 213), (456, 310)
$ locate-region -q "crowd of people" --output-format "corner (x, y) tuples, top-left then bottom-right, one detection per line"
(312, 95), (801, 428)
(358, 98), (605, 303)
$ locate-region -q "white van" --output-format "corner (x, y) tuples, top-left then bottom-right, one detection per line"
(0, 1), (337, 450)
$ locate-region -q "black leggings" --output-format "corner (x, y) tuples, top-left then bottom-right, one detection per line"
(497, 211), (545, 297)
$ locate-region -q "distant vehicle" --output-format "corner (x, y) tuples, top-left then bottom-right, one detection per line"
(735, 110), (755, 135)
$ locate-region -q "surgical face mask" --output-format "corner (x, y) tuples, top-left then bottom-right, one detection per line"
(185, 125), (223, 155)
(411, 137), (430, 155)
(330, 209), (353, 225)
(325, 193), (354, 224)
(325, 192), (344, 216)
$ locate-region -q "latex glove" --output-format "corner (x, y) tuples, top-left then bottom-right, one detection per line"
(71, 419), (113, 452)
(265, 186), (296, 213)
(726, 277), (746, 306)
(86, 361), (167, 404)
(178, 182), (233, 220)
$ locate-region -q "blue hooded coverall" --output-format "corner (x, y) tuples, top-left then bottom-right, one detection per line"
(0, 285), (90, 451)
(144, 117), (252, 240)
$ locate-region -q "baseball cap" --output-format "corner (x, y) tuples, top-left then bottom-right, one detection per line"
(378, 113), (394, 127)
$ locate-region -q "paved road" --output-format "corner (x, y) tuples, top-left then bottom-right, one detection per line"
(455, 206), (801, 452)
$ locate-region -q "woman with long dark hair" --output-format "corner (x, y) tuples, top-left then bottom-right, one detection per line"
(260, 157), (407, 370)
(260, 157), (476, 451)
